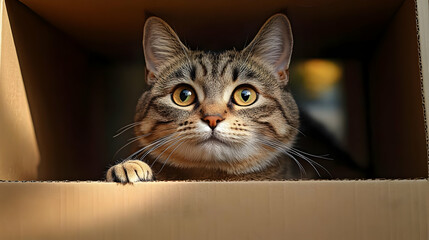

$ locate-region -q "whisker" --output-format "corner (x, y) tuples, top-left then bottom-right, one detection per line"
(115, 127), (179, 159)
(116, 121), (141, 132)
(113, 133), (151, 159)
(288, 125), (306, 137)
(255, 139), (306, 177)
(259, 135), (332, 161)
(157, 140), (187, 174)
(308, 159), (331, 177)
(291, 147), (332, 160)
(287, 148), (332, 177)
(150, 136), (186, 168)
(284, 151), (306, 178)
(256, 137), (331, 178)
(249, 124), (306, 137)
(126, 134), (177, 160)
(113, 122), (142, 138)
(139, 135), (182, 162)
(289, 149), (321, 177)
(265, 139), (321, 176)
(114, 122), (179, 139)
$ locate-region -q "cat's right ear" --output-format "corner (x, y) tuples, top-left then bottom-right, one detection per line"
(242, 14), (293, 85)
(143, 17), (188, 84)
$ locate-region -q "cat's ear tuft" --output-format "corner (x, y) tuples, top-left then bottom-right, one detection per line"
(143, 17), (188, 81)
(243, 14), (293, 83)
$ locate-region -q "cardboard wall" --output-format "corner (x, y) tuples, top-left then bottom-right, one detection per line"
(416, 0), (429, 177)
(4, 0), (102, 180)
(18, 0), (404, 57)
(3, 0), (150, 180)
(0, 0), (39, 180)
(369, 0), (427, 178)
(0, 181), (428, 240)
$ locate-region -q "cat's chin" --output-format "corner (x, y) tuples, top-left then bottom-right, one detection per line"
(198, 136), (231, 147)
(177, 139), (258, 163)
(165, 140), (282, 174)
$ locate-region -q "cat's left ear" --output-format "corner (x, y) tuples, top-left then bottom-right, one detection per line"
(243, 14), (293, 85)
(143, 16), (189, 84)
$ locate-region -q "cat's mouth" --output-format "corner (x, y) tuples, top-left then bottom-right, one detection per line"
(199, 135), (229, 146)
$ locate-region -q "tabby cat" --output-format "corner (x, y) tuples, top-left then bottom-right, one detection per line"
(106, 13), (303, 182)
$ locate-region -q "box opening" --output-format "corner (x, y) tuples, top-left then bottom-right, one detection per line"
(1, 0), (427, 181)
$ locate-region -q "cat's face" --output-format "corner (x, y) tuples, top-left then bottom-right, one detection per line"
(134, 14), (299, 174)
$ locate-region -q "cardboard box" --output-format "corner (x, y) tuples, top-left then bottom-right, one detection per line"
(0, 0), (428, 239)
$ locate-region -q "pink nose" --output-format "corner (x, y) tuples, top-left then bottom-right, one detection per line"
(203, 115), (224, 129)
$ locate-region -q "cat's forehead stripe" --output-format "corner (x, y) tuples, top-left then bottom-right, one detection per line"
(190, 65), (196, 81)
(191, 51), (238, 79)
(244, 69), (257, 79)
(219, 57), (234, 77)
(210, 53), (220, 77)
(197, 59), (208, 76)
(158, 51), (279, 96)
(232, 67), (239, 81)
(171, 69), (184, 79)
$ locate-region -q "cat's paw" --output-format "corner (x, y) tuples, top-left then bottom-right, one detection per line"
(106, 160), (153, 183)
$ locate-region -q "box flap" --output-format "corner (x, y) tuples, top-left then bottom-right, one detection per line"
(0, 180), (428, 240)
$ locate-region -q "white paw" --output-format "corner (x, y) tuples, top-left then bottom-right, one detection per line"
(106, 160), (153, 183)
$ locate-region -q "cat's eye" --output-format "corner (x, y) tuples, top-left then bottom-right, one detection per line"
(232, 86), (258, 106)
(172, 85), (196, 106)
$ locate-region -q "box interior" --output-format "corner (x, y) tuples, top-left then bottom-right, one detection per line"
(0, 0), (427, 180)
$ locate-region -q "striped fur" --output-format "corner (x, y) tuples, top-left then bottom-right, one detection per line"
(106, 14), (300, 182)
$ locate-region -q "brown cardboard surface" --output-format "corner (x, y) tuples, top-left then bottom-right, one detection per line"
(416, 0), (429, 177)
(4, 0), (110, 181)
(0, 0), (39, 180)
(18, 0), (403, 57)
(368, 0), (427, 178)
(0, 180), (428, 240)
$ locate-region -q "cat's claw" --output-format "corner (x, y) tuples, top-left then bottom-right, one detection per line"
(106, 160), (153, 183)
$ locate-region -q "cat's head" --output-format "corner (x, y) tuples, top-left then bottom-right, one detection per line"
(134, 14), (299, 174)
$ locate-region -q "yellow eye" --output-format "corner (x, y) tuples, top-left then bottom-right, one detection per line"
(233, 86), (258, 106)
(172, 85), (196, 106)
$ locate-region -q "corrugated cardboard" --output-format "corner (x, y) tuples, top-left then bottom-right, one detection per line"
(369, 0), (427, 178)
(0, 181), (428, 240)
(0, 0), (39, 180)
(0, 0), (428, 239)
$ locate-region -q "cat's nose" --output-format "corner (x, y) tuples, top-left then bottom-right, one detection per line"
(202, 115), (224, 129)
